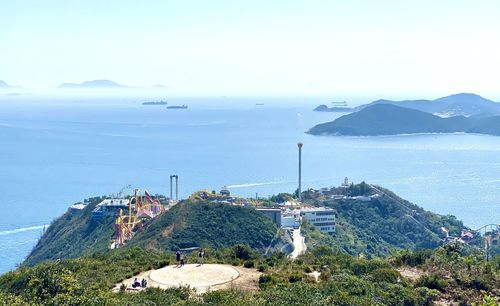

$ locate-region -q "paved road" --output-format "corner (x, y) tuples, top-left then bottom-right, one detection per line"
(289, 227), (307, 259)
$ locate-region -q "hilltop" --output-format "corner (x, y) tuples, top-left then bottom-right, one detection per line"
(356, 93), (500, 117)
(25, 198), (283, 267)
(0, 80), (10, 88)
(57, 79), (127, 88)
(0, 80), (20, 88)
(26, 184), (470, 267)
(127, 200), (282, 251)
(308, 104), (500, 136)
(301, 183), (464, 256)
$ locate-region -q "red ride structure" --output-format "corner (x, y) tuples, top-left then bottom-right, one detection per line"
(113, 189), (165, 248)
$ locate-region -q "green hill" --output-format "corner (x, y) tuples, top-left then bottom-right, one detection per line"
(127, 201), (281, 251)
(308, 104), (500, 136)
(308, 104), (472, 136)
(24, 197), (116, 267)
(302, 183), (464, 257)
(24, 198), (282, 267)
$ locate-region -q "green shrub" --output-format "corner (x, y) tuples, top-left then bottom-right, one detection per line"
(414, 287), (440, 306)
(415, 274), (446, 291)
(391, 249), (433, 267)
(233, 244), (253, 260)
(257, 264), (268, 272)
(369, 268), (401, 284)
(259, 274), (276, 289)
(243, 260), (255, 268)
(288, 273), (303, 283)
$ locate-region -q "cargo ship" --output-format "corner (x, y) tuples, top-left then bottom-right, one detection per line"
(167, 105), (188, 109)
(142, 101), (167, 105)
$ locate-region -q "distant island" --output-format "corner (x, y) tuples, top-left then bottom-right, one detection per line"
(58, 79), (127, 88)
(314, 104), (353, 112)
(0, 80), (20, 89)
(308, 104), (500, 136)
(313, 93), (500, 117)
(356, 93), (500, 117)
(151, 84), (169, 89)
(0, 80), (11, 88)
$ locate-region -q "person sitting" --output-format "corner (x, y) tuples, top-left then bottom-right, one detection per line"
(132, 277), (140, 288)
(141, 278), (147, 288)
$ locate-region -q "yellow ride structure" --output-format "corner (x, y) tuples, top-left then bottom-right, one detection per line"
(113, 189), (165, 248)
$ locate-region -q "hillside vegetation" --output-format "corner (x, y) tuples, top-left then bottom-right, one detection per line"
(127, 200), (281, 251)
(302, 183), (464, 257)
(25, 199), (282, 267)
(1, 245), (498, 305)
(24, 196), (115, 266)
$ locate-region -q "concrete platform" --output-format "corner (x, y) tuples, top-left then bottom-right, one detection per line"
(149, 264), (240, 288)
(113, 264), (259, 294)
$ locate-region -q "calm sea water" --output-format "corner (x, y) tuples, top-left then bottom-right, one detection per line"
(0, 97), (499, 274)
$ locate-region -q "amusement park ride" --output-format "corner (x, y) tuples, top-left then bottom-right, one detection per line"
(112, 189), (165, 248)
(474, 224), (500, 261)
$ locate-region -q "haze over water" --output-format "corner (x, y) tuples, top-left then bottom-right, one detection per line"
(0, 96), (499, 273)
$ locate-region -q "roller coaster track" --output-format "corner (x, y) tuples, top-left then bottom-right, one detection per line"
(369, 184), (499, 260)
(472, 224), (500, 234)
(369, 184), (439, 238)
(470, 224), (499, 261)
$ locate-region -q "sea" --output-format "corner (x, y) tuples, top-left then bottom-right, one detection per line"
(1, 96), (499, 274)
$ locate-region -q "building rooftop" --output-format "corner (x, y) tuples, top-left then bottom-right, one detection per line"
(69, 203), (87, 210)
(300, 207), (335, 212)
(96, 198), (129, 208)
(256, 208), (282, 212)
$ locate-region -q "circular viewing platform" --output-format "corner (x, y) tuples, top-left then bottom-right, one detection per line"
(149, 264), (240, 288)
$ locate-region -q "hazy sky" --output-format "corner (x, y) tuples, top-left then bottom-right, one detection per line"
(1, 0), (500, 97)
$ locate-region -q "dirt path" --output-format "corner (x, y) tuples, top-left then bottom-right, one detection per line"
(113, 264), (261, 294)
(289, 228), (306, 259)
(396, 266), (425, 282)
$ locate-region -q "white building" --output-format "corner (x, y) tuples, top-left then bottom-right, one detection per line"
(92, 198), (129, 220)
(69, 202), (87, 211)
(300, 207), (336, 235)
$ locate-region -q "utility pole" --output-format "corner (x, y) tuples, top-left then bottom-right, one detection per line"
(298, 142), (303, 202)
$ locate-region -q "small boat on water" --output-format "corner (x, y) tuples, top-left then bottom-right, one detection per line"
(167, 105), (188, 109)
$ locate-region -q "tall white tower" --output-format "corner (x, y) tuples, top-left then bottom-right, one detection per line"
(298, 142), (303, 202)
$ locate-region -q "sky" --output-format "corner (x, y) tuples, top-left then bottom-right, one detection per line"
(1, 0), (500, 97)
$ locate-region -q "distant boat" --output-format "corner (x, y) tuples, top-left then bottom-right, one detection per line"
(167, 105), (188, 109)
(255, 103), (265, 106)
(142, 101), (167, 105)
(331, 101), (348, 107)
